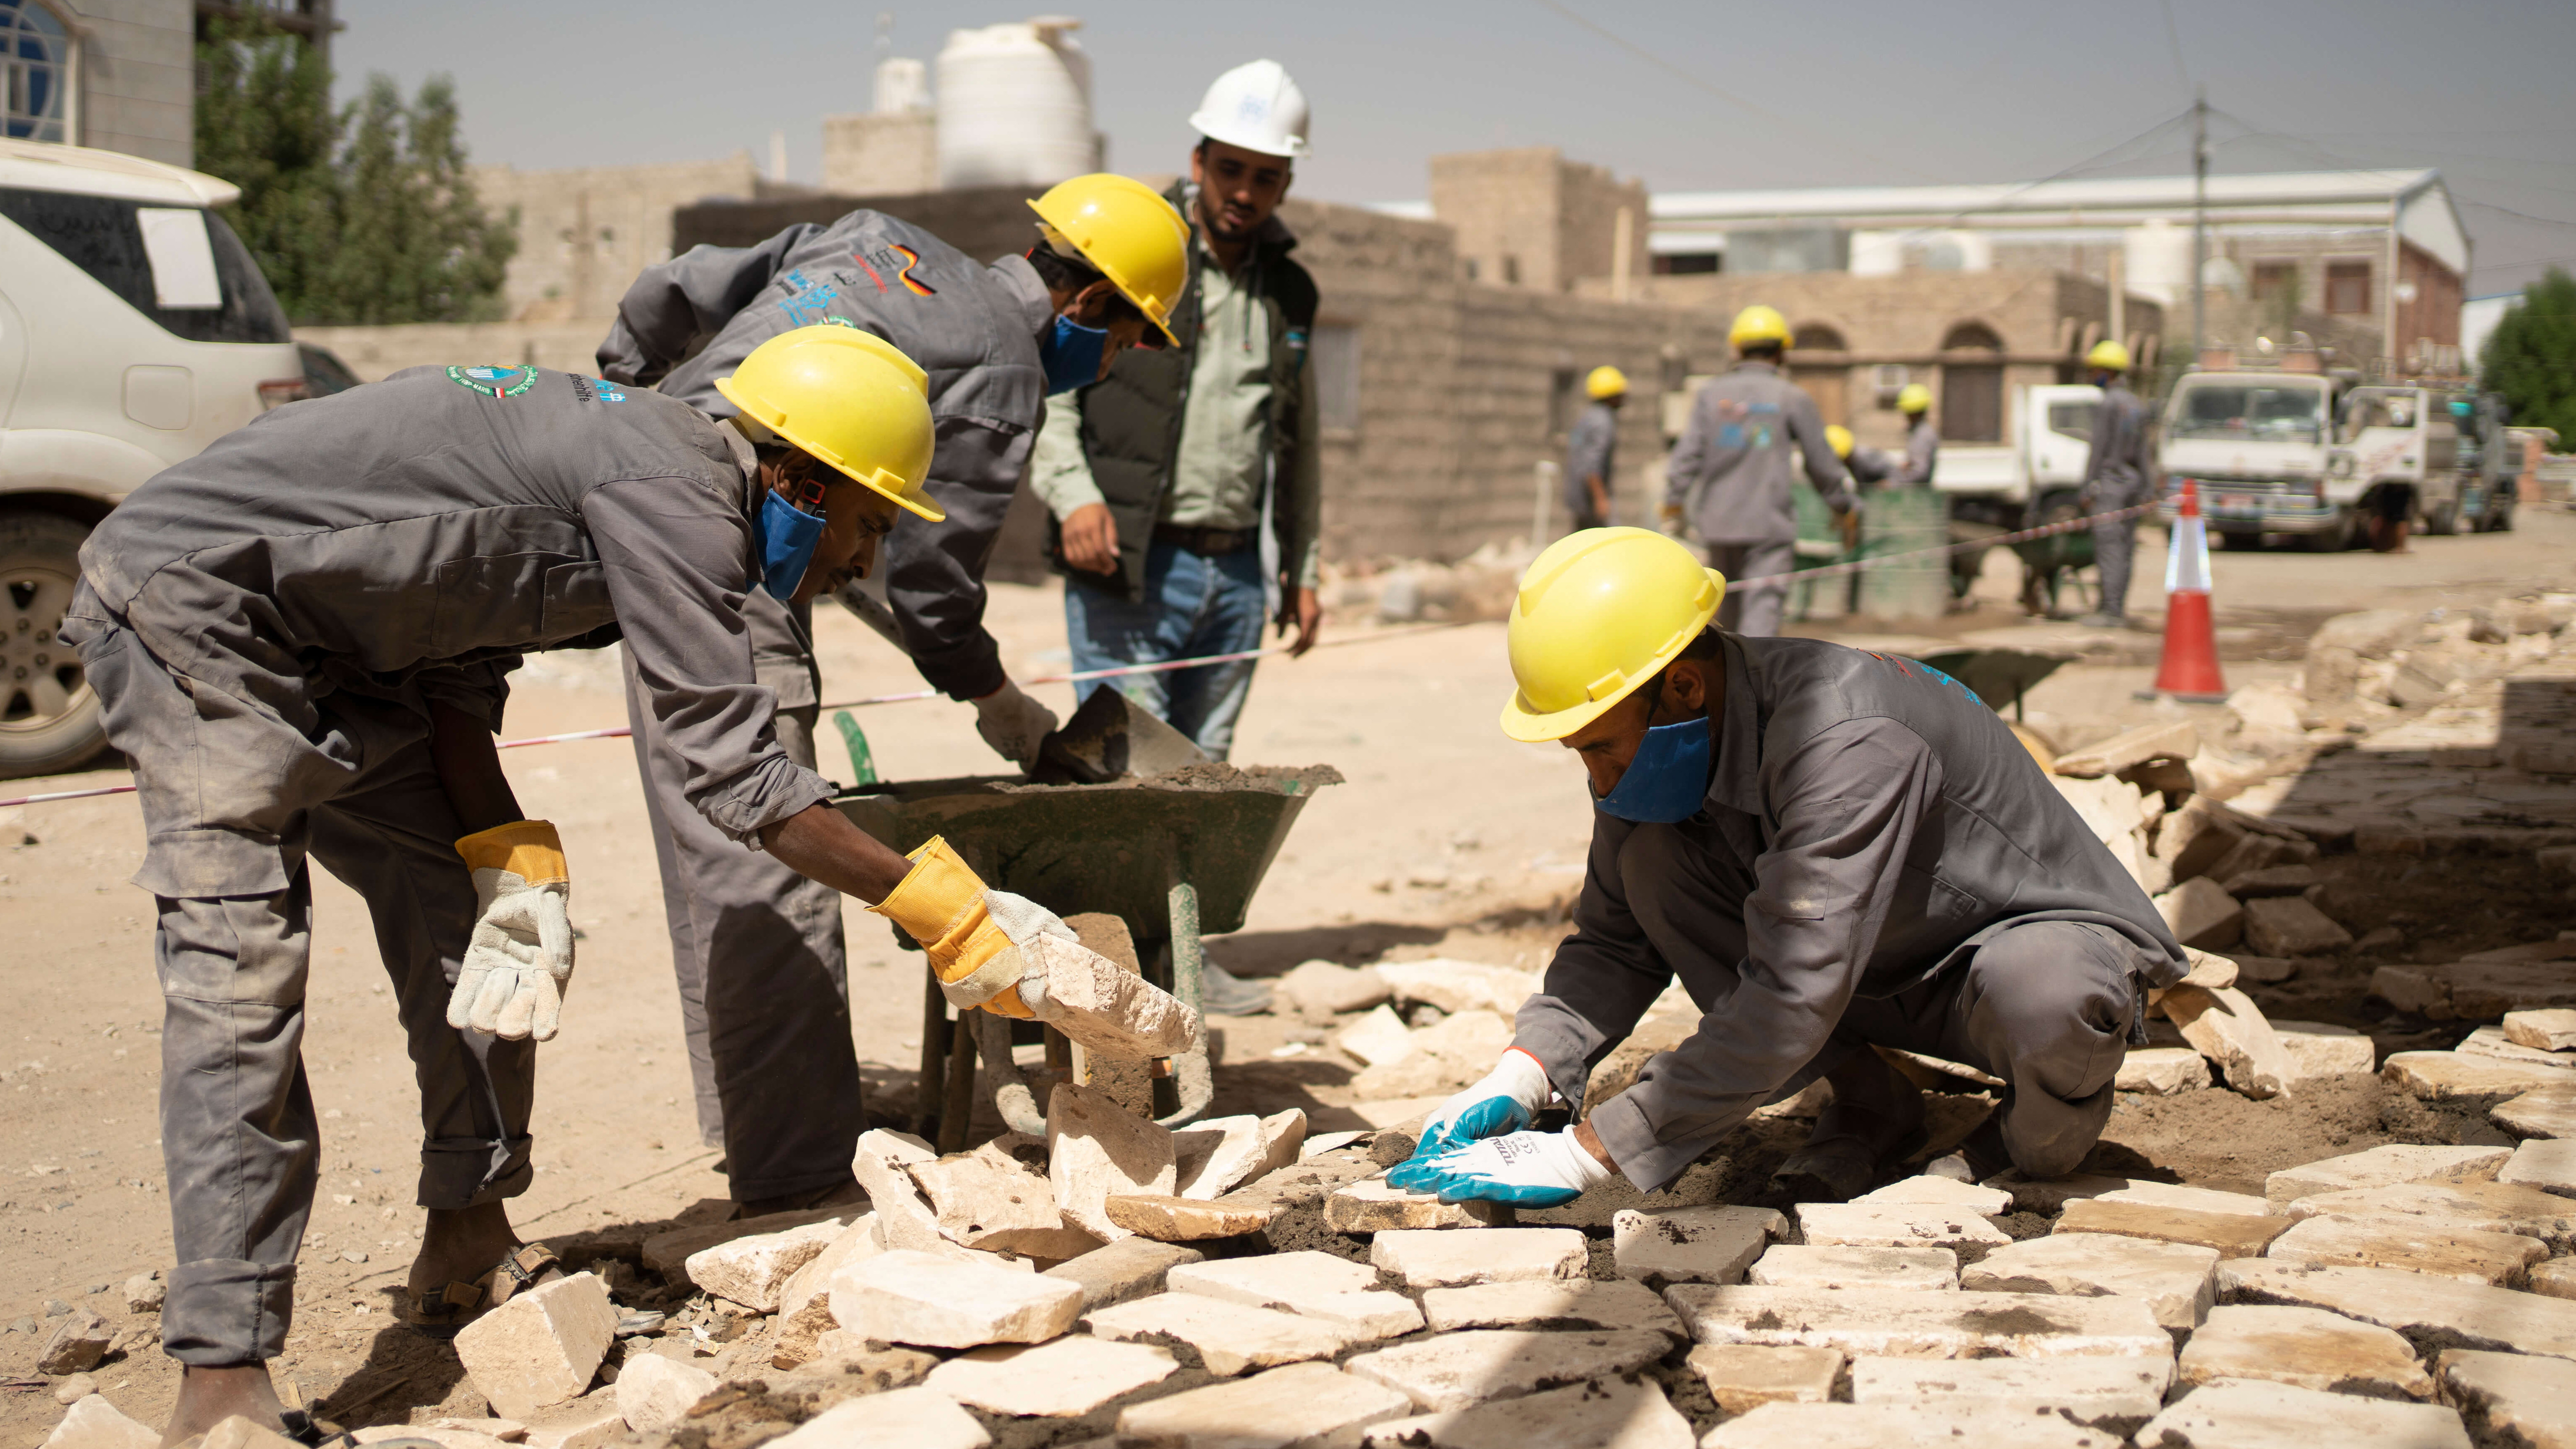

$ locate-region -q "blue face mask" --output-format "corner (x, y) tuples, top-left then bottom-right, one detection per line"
(752, 486), (827, 601)
(1038, 313), (1109, 395)
(1594, 715), (1713, 823)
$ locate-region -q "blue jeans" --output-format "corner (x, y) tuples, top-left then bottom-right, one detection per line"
(1064, 540), (1268, 761)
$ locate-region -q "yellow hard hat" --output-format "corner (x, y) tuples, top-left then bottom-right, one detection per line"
(1895, 382), (1933, 414)
(2086, 338), (2132, 373)
(1729, 305), (1791, 350)
(1586, 365), (1628, 400)
(1499, 527), (1726, 744)
(1028, 173), (1190, 347)
(715, 325), (942, 521)
(1825, 424), (1855, 459)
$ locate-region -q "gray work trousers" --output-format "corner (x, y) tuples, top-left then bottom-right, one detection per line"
(81, 625), (532, 1365)
(2091, 516), (2137, 621)
(1705, 540), (1795, 638)
(621, 645), (861, 1203)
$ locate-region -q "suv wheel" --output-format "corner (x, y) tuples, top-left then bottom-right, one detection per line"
(0, 512), (111, 779)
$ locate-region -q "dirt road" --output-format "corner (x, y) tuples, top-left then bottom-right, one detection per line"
(3, 505), (2568, 1436)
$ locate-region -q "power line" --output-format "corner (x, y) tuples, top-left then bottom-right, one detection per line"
(2156, 0), (2192, 95)
(2460, 198), (2576, 229)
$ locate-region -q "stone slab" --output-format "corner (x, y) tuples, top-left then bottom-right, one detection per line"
(515, 1390), (626, 1449)
(638, 1205), (853, 1279)
(921, 1335), (1179, 1416)
(2505, 1009), (2576, 1053)
(1371, 1226), (1586, 1288)
(1103, 1193), (1277, 1241)
(851, 1129), (949, 1255)
(2496, 1086), (2576, 1138)
(2119, 1047), (2214, 1094)
(2372, 961), (2576, 1023)
(2242, 896), (2357, 958)
(2057, 1198), (2292, 1256)
(1341, 1327), (1672, 1411)
(1038, 1234), (1203, 1310)
(1336, 1005), (1419, 1066)
(680, 1218), (845, 1313)
(1373, 959), (1540, 1018)
(1115, 1361), (1416, 1449)
(2267, 1144), (2511, 1205)
(2165, 983), (2298, 1099)
(1049, 1081), (1178, 1241)
(2136, 1379), (2469, 1449)
(43, 1396), (158, 1449)
(453, 1272), (619, 1421)
(2461, 1026), (2576, 1073)
(1685, 1344), (1842, 1415)
(2536, 1259), (2576, 1301)
(907, 1147), (1080, 1256)
(1356, 1376), (1696, 1449)
(2217, 1259), (2576, 1362)
(2435, 1348), (2576, 1449)
(1084, 1291), (1360, 1376)
(1168, 1251), (1424, 1338)
(2279, 1180), (2576, 1253)
(611, 1353), (715, 1436)
(779, 1215), (882, 1319)
(1325, 1174), (1510, 1231)
(1662, 1285), (2172, 1360)
(1853, 1175), (2014, 1213)
(2158, 877), (2246, 952)
(763, 1388), (989, 1449)
(2386, 1051), (2576, 1101)
(1419, 1279), (1681, 1337)
(1962, 1233), (2220, 1330)
(2096, 1181), (2274, 1216)
(827, 1249), (1084, 1349)
(2273, 1021), (2379, 1078)
(1795, 1201), (2011, 1252)
(1026, 930), (1205, 1060)
(1700, 1402), (2122, 1448)
(2499, 1137), (2576, 1197)
(1611, 1205), (1785, 1285)
(1978, 1172), (2136, 1215)
(2176, 1304), (2434, 1399)
(1279, 960), (1391, 1017)
(1748, 1245), (1958, 1292)
(1847, 1355), (2171, 1421)
(2263, 1213), (2546, 1287)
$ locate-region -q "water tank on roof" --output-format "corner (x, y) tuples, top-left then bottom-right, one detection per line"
(2123, 219), (2191, 307)
(936, 16), (1099, 190)
(875, 56), (929, 114)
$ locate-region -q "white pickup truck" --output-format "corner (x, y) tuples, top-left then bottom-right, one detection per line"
(2328, 385), (2462, 537)
(2154, 370), (2348, 551)
(1929, 383), (2103, 534)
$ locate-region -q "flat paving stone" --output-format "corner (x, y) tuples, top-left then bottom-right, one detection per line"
(2499, 1137), (2576, 1197)
(827, 1250), (1083, 1350)
(2495, 1085), (2576, 1139)
(1419, 1279), (1680, 1337)
(1082, 1292), (1360, 1376)
(2534, 1259), (2576, 1300)
(1661, 1285), (2171, 1360)
(920, 1335), (1178, 1416)
(2435, 1348), (2576, 1449)
(1794, 1201), (2010, 1252)
(2217, 1259), (2576, 1362)
(2136, 1378), (2470, 1449)
(1114, 1361), (1415, 1449)
(1611, 1205), (1784, 1285)
(1371, 1226), (1585, 1288)
(2096, 1181), (2274, 1216)
(1846, 1355), (2171, 1423)
(1326, 1175), (1510, 1231)
(1853, 1176), (2013, 1213)
(1684, 1344), (1842, 1415)
(1341, 1327), (1672, 1411)
(1355, 1375), (1697, 1449)
(2265, 1145), (2511, 1205)
(1961, 1233), (2220, 1330)
(1700, 1402), (2123, 1447)
(2386, 1051), (2576, 1101)
(1038, 1234), (1203, 1312)
(2272, 1020), (2379, 1079)
(2277, 1180), (2576, 1252)
(2119, 1047), (2214, 1094)
(1978, 1172), (2135, 1215)
(763, 1388), (990, 1449)
(1748, 1245), (1958, 1292)
(2264, 1213), (2547, 1287)
(1167, 1251), (1424, 1338)
(2055, 1197), (2292, 1256)
(2505, 1009), (2576, 1053)
(2461, 1026), (2576, 1073)
(2176, 1304), (2435, 1399)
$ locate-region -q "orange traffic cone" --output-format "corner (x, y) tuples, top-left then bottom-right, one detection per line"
(2151, 480), (2228, 702)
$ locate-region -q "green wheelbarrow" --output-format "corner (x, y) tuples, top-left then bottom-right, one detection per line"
(833, 764), (1337, 1141)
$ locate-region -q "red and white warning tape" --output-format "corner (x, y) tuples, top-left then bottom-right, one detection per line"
(1726, 500), (2158, 590)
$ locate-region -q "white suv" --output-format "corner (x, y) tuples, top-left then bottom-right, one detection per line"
(0, 139), (303, 777)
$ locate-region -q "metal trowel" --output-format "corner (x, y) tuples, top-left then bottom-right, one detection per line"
(1030, 688), (1209, 784)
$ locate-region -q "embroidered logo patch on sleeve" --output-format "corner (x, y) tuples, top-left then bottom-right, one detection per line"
(447, 365), (538, 398)
(569, 375), (627, 403)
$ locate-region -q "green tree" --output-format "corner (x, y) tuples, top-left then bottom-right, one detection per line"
(194, 21), (517, 325)
(2481, 268), (2576, 442)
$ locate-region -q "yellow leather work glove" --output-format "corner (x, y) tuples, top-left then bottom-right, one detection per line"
(868, 836), (1075, 1020)
(448, 820), (574, 1041)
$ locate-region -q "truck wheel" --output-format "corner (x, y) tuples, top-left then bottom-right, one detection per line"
(2219, 530), (2264, 551)
(2297, 509), (2356, 553)
(0, 512), (111, 780)
(2486, 496), (2515, 533)
(2423, 496), (2459, 535)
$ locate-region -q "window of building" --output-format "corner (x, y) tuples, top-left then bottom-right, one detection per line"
(1940, 321), (2004, 353)
(1652, 253), (1720, 275)
(2251, 260), (2297, 305)
(1460, 256), (1479, 282)
(1500, 254), (1521, 287)
(2, 0), (69, 143)
(1939, 325), (2004, 443)
(1310, 324), (1360, 434)
(2325, 261), (2372, 315)
(1791, 324), (1846, 352)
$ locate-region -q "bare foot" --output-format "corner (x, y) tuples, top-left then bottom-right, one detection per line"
(162, 1364), (284, 1448)
(737, 1174), (865, 1220)
(406, 1200), (523, 1307)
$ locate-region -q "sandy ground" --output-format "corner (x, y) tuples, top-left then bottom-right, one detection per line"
(2, 507), (2568, 1437)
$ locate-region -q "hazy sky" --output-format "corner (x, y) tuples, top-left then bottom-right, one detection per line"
(333, 0), (2576, 297)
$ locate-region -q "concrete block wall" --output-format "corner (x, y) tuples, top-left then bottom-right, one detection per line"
(65, 0), (194, 166)
(296, 321), (614, 381)
(822, 112), (938, 197)
(473, 154), (765, 322)
(1427, 147), (1646, 296)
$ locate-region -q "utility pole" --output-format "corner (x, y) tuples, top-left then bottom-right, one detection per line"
(2189, 86), (2208, 371)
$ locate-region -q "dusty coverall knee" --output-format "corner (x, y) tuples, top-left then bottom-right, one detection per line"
(83, 620), (531, 1364)
(1705, 540), (1794, 638)
(1830, 919), (2139, 1180)
(623, 608), (860, 1203)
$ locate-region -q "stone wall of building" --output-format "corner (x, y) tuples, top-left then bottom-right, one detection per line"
(1427, 147), (1647, 294)
(66, 0), (194, 166)
(472, 154), (765, 321)
(822, 112), (938, 197)
(297, 321), (611, 380)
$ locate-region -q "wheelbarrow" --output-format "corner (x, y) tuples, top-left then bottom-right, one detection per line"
(833, 763), (1337, 1144)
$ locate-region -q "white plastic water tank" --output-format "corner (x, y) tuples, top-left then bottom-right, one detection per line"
(936, 17), (1099, 189)
(2122, 219), (2192, 307)
(874, 56), (929, 115)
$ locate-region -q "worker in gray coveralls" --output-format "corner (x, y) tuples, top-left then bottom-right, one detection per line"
(63, 326), (1129, 1442)
(2072, 338), (2150, 629)
(594, 175), (1189, 1213)
(1386, 528), (2185, 1209)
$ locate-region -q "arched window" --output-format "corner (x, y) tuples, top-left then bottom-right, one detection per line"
(1, 0), (69, 143)
(1940, 321), (2004, 353)
(1792, 323), (1847, 352)
(1940, 321), (2005, 443)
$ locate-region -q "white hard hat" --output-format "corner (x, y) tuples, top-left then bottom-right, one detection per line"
(1189, 59), (1310, 159)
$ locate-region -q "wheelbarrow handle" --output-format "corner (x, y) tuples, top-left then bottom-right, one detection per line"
(971, 1009), (1215, 1136)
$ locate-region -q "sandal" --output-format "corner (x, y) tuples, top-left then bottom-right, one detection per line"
(398, 1242), (564, 1340)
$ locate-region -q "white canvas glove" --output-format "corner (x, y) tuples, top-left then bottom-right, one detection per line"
(447, 821), (574, 1042)
(974, 679), (1060, 764)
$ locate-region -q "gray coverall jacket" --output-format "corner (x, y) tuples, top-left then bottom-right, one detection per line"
(63, 366), (816, 1364)
(1665, 360), (1856, 545)
(1513, 635), (2186, 1191)
(2081, 380), (2151, 509)
(1563, 400), (1619, 527)
(1894, 417), (1939, 488)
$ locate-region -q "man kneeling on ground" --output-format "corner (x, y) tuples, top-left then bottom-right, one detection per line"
(1391, 527), (2185, 1207)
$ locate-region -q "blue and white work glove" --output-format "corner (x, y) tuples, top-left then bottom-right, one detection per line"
(1389, 1049), (1554, 1187)
(1398, 1127), (1613, 1208)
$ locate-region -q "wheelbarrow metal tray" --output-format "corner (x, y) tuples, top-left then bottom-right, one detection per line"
(830, 767), (1335, 938)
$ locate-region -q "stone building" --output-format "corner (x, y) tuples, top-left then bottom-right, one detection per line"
(470, 154), (773, 322)
(6, 0), (195, 163)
